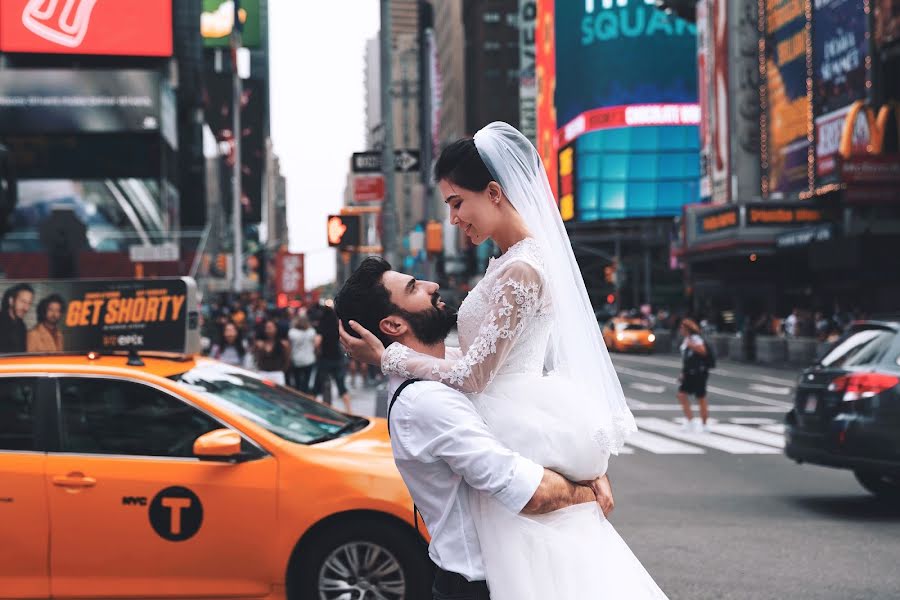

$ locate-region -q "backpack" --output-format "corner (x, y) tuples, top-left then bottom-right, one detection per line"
(700, 336), (717, 369)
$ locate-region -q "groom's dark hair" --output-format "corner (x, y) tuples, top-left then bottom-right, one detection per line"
(334, 256), (397, 346)
(434, 138), (493, 191)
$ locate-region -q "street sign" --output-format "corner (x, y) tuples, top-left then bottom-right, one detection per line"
(352, 174), (385, 202)
(275, 251), (304, 296)
(351, 150), (421, 173)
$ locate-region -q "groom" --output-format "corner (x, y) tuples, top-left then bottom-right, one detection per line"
(335, 257), (614, 600)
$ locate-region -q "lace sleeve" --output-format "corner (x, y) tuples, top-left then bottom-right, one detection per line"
(382, 261), (543, 393)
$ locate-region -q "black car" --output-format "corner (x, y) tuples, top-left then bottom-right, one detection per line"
(785, 320), (900, 499)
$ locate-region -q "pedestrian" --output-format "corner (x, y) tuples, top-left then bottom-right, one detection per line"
(209, 321), (248, 367)
(287, 314), (316, 393)
(677, 318), (712, 433)
(313, 305), (352, 412)
(252, 318), (291, 385)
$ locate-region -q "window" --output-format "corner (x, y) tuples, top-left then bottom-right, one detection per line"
(59, 378), (223, 457)
(0, 378), (37, 451)
(820, 328), (897, 368)
(484, 41), (501, 51)
(483, 11), (500, 23)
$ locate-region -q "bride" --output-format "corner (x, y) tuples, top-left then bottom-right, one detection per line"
(342, 122), (667, 599)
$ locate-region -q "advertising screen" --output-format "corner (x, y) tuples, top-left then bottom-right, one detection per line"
(812, 0), (870, 182)
(201, 0), (261, 48)
(0, 278), (200, 356)
(764, 0), (810, 195)
(554, 0), (698, 127)
(0, 69), (161, 135)
(204, 75), (265, 224)
(0, 0), (172, 56)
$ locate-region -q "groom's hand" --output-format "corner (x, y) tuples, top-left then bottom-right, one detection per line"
(588, 475), (614, 517)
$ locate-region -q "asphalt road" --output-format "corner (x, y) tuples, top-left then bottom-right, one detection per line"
(605, 353), (900, 600)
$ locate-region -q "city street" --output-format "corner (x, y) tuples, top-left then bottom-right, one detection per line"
(347, 353), (900, 600)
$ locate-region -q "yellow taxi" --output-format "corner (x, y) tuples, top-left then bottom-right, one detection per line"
(602, 318), (657, 353)
(0, 278), (428, 600)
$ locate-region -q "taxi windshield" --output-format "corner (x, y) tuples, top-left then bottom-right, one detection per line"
(170, 362), (363, 445)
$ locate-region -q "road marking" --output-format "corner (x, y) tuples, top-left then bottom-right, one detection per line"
(634, 417), (780, 454)
(707, 423), (785, 448)
(729, 417), (778, 425)
(626, 430), (705, 454)
(761, 424), (786, 434)
(749, 383), (792, 395)
(629, 382), (666, 394)
(611, 354), (796, 386)
(615, 365), (793, 409)
(630, 403), (788, 413)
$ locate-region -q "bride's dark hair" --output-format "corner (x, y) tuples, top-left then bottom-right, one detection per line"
(433, 138), (493, 191)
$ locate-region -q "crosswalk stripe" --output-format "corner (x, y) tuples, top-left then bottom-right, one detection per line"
(634, 417), (781, 454)
(729, 417), (778, 425)
(625, 430), (706, 454)
(761, 424), (786, 434)
(707, 423), (785, 448)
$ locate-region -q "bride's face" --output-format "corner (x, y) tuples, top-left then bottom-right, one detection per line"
(439, 179), (504, 246)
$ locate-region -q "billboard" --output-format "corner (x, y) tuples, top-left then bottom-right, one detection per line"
(812, 0), (870, 183)
(0, 69), (161, 135)
(204, 76), (265, 223)
(554, 0), (697, 127)
(535, 0), (558, 199)
(697, 0), (712, 200)
(0, 0), (172, 56)
(875, 0), (900, 47)
(709, 0), (731, 203)
(0, 278), (200, 356)
(519, 0), (538, 143)
(764, 0), (810, 195)
(274, 252), (305, 297)
(201, 0), (261, 48)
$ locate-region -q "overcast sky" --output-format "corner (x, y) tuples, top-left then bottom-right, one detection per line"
(269, 1), (380, 290)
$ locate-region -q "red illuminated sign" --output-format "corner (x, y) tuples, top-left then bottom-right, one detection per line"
(557, 104), (701, 146)
(352, 175), (385, 203)
(275, 251), (305, 297)
(0, 0), (172, 56)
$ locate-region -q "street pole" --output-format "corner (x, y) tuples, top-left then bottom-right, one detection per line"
(230, 3), (243, 293)
(380, 0), (398, 265)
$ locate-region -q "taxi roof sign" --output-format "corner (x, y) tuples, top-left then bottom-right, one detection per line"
(0, 277), (201, 357)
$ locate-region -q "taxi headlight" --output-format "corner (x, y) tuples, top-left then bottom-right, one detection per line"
(648, 334), (656, 342)
(616, 333), (625, 341)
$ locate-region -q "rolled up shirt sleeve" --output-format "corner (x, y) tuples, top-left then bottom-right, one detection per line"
(394, 382), (544, 514)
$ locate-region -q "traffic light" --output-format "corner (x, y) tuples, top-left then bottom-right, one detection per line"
(326, 214), (361, 248)
(606, 293), (616, 305)
(604, 261), (617, 284)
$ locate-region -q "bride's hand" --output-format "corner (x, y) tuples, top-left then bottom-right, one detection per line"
(339, 320), (386, 367)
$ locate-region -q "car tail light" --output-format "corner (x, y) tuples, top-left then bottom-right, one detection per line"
(828, 373), (900, 402)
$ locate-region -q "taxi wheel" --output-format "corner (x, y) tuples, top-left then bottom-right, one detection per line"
(288, 519), (431, 600)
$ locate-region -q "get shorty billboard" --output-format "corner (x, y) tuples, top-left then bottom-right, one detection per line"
(0, 278), (200, 356)
(0, 0), (172, 56)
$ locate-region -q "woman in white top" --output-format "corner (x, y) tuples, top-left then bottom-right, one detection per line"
(342, 123), (665, 600)
(287, 314), (317, 393)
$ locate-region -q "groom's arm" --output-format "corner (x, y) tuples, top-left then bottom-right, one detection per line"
(521, 470), (596, 515)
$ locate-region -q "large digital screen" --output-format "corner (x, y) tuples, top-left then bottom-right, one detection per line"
(554, 0), (698, 127)
(201, 0), (261, 48)
(764, 0), (810, 194)
(0, 0), (172, 56)
(0, 69), (161, 135)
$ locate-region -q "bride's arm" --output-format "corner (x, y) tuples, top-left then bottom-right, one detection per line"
(346, 261), (543, 394)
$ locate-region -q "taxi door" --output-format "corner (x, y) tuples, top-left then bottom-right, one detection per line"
(0, 377), (52, 598)
(46, 376), (279, 599)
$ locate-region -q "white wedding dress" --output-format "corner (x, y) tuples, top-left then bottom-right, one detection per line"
(382, 238), (667, 599)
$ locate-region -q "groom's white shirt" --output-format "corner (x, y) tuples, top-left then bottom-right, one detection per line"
(387, 375), (544, 582)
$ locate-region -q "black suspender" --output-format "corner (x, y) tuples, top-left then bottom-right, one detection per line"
(387, 378), (421, 436)
(386, 378), (427, 548)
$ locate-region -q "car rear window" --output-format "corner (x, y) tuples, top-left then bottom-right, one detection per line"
(818, 327), (897, 368)
(616, 323), (646, 331)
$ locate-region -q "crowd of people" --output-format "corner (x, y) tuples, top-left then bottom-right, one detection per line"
(200, 293), (379, 413)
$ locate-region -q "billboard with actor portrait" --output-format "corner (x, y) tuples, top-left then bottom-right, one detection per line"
(0, 279), (200, 356)
(764, 0), (810, 195)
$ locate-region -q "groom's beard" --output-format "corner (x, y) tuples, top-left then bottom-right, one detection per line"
(396, 293), (457, 346)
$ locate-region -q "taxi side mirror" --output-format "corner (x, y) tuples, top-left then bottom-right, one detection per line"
(193, 428), (242, 461)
